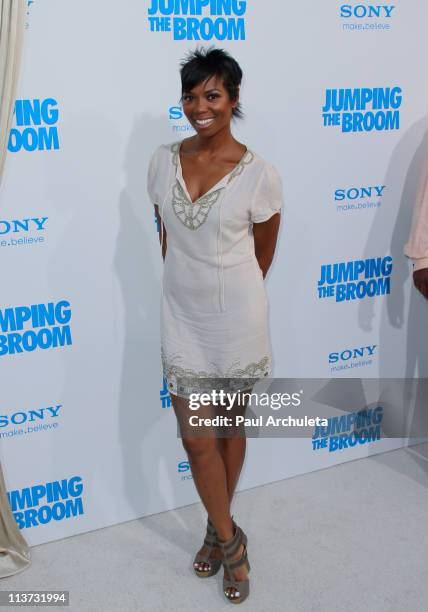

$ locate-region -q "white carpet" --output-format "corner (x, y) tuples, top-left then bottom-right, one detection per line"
(2, 445), (428, 612)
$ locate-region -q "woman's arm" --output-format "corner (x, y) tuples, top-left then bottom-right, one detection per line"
(253, 212), (281, 278)
(403, 158), (428, 299)
(154, 204), (167, 261)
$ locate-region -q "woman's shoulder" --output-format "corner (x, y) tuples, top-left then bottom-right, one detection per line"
(147, 142), (181, 200)
(248, 148), (278, 170)
(245, 149), (282, 185)
(149, 140), (184, 168)
(150, 141), (180, 159)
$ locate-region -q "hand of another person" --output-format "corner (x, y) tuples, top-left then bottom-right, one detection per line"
(413, 268), (428, 300)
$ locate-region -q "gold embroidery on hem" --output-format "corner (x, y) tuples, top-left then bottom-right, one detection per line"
(161, 346), (270, 395)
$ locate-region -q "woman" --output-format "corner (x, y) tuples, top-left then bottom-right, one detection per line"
(147, 47), (283, 605)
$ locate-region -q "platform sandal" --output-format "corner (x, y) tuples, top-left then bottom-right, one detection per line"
(193, 516), (222, 578)
(218, 523), (250, 604)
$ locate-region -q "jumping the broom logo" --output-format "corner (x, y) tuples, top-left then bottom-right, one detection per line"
(312, 406), (383, 452)
(318, 257), (393, 302)
(0, 300), (72, 357)
(322, 87), (402, 132)
(147, 0), (247, 40)
(8, 476), (84, 529)
(8, 98), (60, 153)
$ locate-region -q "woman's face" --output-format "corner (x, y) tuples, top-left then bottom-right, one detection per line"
(181, 74), (238, 137)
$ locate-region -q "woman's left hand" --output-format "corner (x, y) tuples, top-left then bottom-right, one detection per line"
(253, 213), (281, 278)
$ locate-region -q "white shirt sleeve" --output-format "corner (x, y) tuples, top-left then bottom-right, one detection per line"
(250, 163), (283, 224)
(147, 146), (162, 206)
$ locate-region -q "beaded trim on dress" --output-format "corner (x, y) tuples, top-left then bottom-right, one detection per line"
(161, 345), (270, 397)
(170, 142), (255, 231)
(171, 180), (223, 230)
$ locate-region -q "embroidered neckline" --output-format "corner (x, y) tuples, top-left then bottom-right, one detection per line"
(171, 181), (223, 230)
(171, 141), (254, 195)
(170, 141), (254, 230)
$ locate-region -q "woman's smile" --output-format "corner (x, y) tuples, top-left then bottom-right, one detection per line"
(194, 117), (216, 129)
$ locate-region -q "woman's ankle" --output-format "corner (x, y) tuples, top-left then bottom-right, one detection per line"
(216, 519), (234, 542)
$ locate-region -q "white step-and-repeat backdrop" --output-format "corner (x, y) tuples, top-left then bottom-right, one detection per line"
(1, 0), (427, 545)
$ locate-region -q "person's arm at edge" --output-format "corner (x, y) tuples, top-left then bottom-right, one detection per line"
(404, 165), (428, 299)
(253, 213), (281, 279)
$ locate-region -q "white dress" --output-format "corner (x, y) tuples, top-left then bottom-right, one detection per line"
(147, 141), (283, 398)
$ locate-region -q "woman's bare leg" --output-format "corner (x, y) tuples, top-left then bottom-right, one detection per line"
(217, 436), (246, 502)
(171, 394), (235, 545)
(217, 388), (251, 502)
(215, 389), (252, 596)
(170, 390), (251, 593)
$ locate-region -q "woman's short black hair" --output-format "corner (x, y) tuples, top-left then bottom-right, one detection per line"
(180, 47), (244, 119)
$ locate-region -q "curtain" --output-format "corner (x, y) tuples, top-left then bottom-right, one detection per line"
(0, 0), (26, 180)
(0, 0), (31, 577)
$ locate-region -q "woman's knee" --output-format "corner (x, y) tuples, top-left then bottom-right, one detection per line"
(182, 437), (217, 462)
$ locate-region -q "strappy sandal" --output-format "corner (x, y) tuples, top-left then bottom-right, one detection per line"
(193, 516), (222, 578)
(218, 523), (250, 604)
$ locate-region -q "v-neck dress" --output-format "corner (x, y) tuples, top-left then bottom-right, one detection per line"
(147, 141), (283, 398)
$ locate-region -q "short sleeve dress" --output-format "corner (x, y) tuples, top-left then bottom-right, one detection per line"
(147, 141), (283, 398)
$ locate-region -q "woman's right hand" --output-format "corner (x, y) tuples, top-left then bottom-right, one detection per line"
(154, 204), (167, 260)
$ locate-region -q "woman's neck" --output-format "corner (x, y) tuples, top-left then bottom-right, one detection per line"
(187, 126), (236, 155)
